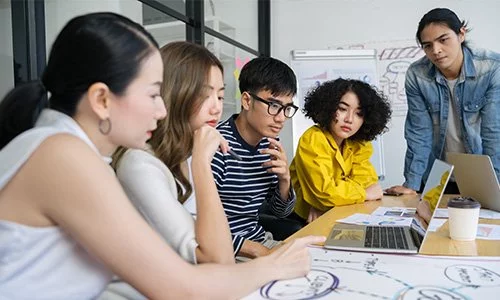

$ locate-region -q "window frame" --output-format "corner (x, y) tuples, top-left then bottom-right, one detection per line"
(10, 0), (270, 85)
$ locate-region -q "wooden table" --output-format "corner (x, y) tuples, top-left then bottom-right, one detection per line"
(286, 194), (500, 256)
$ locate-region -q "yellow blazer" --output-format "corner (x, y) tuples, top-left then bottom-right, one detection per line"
(422, 170), (451, 211)
(290, 125), (378, 219)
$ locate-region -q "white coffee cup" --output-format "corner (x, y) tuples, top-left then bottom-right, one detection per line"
(448, 197), (481, 241)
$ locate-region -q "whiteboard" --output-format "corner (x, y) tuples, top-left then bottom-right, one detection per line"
(335, 40), (425, 116)
(290, 49), (385, 180)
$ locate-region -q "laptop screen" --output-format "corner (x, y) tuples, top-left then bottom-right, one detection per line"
(446, 153), (500, 212)
(412, 159), (454, 236)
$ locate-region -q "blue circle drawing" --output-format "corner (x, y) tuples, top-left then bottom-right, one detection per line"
(260, 269), (339, 300)
(445, 265), (500, 286)
(394, 285), (469, 300)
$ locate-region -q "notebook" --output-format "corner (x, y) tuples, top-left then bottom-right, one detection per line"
(446, 153), (500, 212)
(324, 159), (454, 254)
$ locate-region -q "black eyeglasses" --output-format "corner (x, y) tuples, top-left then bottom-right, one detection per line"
(248, 92), (298, 118)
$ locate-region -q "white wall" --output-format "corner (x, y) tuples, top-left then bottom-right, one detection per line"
(271, 0), (500, 188)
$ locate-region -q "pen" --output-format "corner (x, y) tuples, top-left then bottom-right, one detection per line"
(228, 149), (242, 161)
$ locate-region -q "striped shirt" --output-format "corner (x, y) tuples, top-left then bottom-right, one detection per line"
(212, 115), (295, 254)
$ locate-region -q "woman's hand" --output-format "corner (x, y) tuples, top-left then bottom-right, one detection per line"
(265, 235), (326, 280)
(192, 125), (229, 162)
(365, 183), (383, 200)
(416, 200), (432, 224)
(307, 206), (324, 223)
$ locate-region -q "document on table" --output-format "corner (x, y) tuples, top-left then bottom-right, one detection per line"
(337, 213), (413, 227)
(427, 219), (500, 240)
(427, 218), (447, 232)
(476, 224), (500, 240)
(370, 206), (416, 218)
(434, 208), (500, 219)
(244, 246), (500, 300)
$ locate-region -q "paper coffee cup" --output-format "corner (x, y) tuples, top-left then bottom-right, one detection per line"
(447, 197), (481, 241)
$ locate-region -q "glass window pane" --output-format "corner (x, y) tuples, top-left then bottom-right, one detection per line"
(44, 1), (185, 56)
(45, 0), (144, 51)
(142, 0), (185, 26)
(205, 33), (257, 122)
(0, 0), (14, 100)
(145, 19), (186, 48)
(142, 1), (187, 46)
(204, 0), (258, 50)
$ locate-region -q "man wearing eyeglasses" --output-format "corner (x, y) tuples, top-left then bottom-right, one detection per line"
(211, 57), (299, 260)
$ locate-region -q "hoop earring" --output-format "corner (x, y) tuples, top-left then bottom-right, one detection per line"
(99, 118), (112, 135)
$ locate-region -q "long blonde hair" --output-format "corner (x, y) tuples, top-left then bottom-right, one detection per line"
(149, 41), (223, 203)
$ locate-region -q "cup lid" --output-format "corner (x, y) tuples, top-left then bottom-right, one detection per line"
(447, 197), (481, 209)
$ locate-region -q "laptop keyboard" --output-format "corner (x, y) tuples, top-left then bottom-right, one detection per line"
(365, 226), (410, 249)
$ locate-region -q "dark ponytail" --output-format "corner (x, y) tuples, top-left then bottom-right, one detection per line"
(0, 12), (159, 150)
(0, 81), (48, 149)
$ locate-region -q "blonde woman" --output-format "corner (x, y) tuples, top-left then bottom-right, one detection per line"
(112, 41), (233, 266)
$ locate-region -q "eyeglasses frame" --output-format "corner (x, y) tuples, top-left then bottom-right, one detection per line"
(247, 92), (298, 118)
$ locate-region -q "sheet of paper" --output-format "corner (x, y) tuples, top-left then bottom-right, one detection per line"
(337, 213), (413, 227)
(427, 220), (500, 239)
(428, 218), (447, 232)
(244, 246), (500, 299)
(476, 224), (500, 240)
(434, 208), (500, 220)
(433, 208), (449, 218)
(371, 206), (416, 218)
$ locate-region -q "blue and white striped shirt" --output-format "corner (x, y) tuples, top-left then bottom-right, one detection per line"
(212, 115), (295, 254)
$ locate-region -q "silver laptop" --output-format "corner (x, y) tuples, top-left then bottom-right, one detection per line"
(324, 159), (453, 254)
(446, 153), (500, 212)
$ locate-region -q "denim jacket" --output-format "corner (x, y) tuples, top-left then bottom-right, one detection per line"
(403, 46), (500, 190)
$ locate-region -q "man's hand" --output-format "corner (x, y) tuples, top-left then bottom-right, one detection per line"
(260, 137), (291, 200)
(260, 137), (289, 181)
(385, 185), (417, 195)
(238, 239), (272, 259)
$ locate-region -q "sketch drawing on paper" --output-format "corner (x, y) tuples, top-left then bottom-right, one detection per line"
(244, 247), (500, 300)
(259, 269), (339, 300)
(378, 46), (422, 115)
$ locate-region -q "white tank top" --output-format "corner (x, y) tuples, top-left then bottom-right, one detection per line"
(0, 109), (113, 299)
(182, 156), (198, 216)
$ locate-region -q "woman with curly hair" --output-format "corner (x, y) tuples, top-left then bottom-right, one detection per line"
(289, 78), (392, 223)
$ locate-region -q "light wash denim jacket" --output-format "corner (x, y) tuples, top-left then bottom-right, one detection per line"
(403, 46), (500, 191)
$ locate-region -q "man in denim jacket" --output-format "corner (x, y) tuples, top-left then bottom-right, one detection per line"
(387, 8), (500, 195)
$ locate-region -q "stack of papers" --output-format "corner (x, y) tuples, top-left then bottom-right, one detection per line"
(337, 213), (413, 227)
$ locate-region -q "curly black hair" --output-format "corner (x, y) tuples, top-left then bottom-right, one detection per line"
(303, 78), (391, 141)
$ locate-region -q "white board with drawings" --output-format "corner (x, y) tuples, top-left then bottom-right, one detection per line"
(336, 40), (425, 116)
(290, 49), (385, 180)
(244, 246), (500, 300)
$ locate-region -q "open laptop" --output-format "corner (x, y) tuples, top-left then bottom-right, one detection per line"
(446, 153), (500, 212)
(324, 159), (454, 254)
